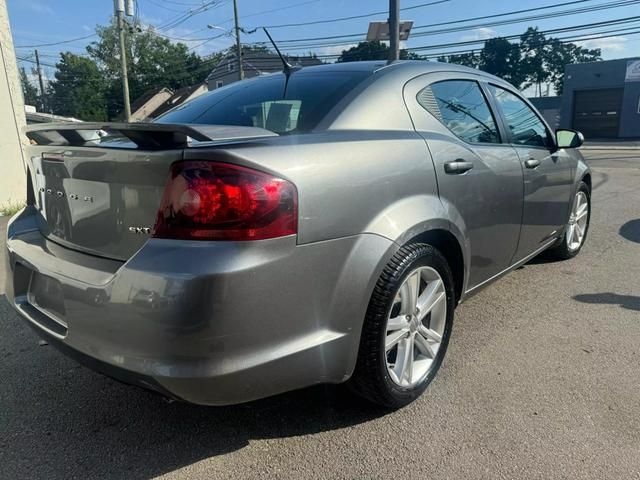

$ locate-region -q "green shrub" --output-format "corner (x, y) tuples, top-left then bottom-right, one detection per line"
(0, 200), (26, 217)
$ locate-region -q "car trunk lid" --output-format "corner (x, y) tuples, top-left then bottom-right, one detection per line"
(24, 122), (277, 261)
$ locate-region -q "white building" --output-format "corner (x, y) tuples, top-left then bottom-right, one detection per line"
(0, 0), (26, 208)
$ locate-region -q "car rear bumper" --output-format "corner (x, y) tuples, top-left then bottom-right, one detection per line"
(4, 207), (394, 405)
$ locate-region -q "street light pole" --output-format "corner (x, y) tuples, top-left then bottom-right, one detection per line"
(388, 0), (400, 62)
(114, 0), (132, 122)
(232, 0), (244, 80)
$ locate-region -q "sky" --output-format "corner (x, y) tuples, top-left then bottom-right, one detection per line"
(7, 0), (640, 83)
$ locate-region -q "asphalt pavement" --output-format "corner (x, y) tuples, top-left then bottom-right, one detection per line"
(1, 150), (639, 479)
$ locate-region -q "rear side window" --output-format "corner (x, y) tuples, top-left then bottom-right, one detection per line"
(156, 71), (369, 135)
(418, 80), (500, 144)
(488, 85), (551, 148)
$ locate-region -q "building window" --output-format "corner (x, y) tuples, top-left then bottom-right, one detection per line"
(228, 58), (235, 72)
(216, 81), (223, 89)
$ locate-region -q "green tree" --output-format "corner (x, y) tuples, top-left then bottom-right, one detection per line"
(544, 38), (600, 94)
(19, 67), (39, 107)
(520, 27), (547, 95)
(439, 28), (601, 93)
(437, 52), (479, 68)
(479, 37), (526, 88)
(48, 53), (108, 121)
(87, 22), (207, 118)
(520, 27), (601, 95)
(337, 41), (423, 62)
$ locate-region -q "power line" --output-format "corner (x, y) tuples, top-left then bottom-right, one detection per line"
(261, 0), (622, 45)
(15, 33), (97, 49)
(274, 12), (640, 51)
(216, 0), (326, 25)
(250, 0), (450, 30)
(21, 15), (637, 80)
(156, 0), (227, 31)
(140, 0), (187, 13)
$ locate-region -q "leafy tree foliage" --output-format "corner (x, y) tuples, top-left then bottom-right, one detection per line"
(544, 37), (600, 94)
(44, 22), (212, 120)
(19, 67), (39, 107)
(337, 41), (422, 62)
(86, 22), (207, 118)
(436, 52), (479, 68)
(480, 37), (526, 88)
(47, 53), (109, 121)
(438, 27), (601, 93)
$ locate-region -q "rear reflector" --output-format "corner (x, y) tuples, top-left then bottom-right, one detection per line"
(152, 161), (297, 241)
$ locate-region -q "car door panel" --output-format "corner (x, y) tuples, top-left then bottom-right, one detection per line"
(403, 74), (524, 290)
(427, 138), (523, 288)
(486, 84), (574, 262)
(512, 146), (574, 258)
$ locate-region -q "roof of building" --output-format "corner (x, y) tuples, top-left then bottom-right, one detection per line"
(206, 49), (323, 80)
(152, 84), (206, 118)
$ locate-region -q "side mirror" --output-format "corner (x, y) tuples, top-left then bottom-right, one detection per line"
(556, 129), (584, 149)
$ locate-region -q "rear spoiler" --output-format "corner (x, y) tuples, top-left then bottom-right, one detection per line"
(24, 122), (278, 150)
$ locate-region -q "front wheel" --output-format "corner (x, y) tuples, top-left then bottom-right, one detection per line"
(548, 181), (591, 260)
(349, 244), (455, 409)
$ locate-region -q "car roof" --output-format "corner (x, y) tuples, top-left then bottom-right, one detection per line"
(294, 60), (500, 80)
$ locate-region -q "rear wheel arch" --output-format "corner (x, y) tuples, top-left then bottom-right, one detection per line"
(404, 229), (465, 304)
(581, 173), (592, 192)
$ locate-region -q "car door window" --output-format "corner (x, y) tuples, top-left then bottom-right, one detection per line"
(489, 85), (551, 148)
(418, 80), (500, 144)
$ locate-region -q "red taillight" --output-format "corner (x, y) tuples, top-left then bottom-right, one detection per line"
(152, 161), (297, 241)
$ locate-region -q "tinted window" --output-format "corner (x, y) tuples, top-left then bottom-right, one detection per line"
(156, 72), (368, 134)
(418, 80), (500, 144)
(489, 85), (551, 148)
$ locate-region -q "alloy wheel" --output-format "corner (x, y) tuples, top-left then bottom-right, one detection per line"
(385, 266), (447, 387)
(566, 191), (589, 251)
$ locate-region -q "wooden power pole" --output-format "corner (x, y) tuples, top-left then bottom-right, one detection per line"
(388, 0), (400, 62)
(34, 49), (46, 111)
(114, 0), (132, 122)
(232, 0), (244, 81)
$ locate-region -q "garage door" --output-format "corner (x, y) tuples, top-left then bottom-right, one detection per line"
(572, 88), (623, 138)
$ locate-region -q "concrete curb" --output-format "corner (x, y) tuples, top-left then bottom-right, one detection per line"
(580, 146), (639, 151)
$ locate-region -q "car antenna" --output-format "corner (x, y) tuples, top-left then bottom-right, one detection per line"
(263, 28), (300, 98)
(263, 28), (299, 76)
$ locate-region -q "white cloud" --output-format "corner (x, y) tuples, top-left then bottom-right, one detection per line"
(312, 40), (407, 59)
(461, 27), (496, 42)
(577, 36), (627, 53)
(314, 44), (358, 56)
(24, 1), (54, 15)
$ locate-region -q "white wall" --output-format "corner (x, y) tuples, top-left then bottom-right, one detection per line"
(0, 0), (26, 208)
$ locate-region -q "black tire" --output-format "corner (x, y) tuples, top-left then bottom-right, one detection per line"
(348, 243), (455, 409)
(547, 181), (591, 260)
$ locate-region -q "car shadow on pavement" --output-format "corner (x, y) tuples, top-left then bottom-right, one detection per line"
(0, 294), (391, 479)
(573, 292), (640, 312)
(619, 219), (640, 244)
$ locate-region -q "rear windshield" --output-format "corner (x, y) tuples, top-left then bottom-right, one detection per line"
(155, 71), (369, 134)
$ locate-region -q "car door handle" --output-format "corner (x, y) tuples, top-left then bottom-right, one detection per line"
(524, 158), (541, 169)
(444, 160), (474, 174)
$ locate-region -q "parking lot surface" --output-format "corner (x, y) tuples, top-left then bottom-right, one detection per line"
(1, 150), (639, 480)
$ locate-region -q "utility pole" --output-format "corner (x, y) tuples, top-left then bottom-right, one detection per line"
(34, 49), (46, 111)
(388, 0), (400, 62)
(114, 0), (132, 122)
(232, 0), (244, 80)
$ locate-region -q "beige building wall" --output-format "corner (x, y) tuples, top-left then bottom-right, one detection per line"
(0, 0), (26, 208)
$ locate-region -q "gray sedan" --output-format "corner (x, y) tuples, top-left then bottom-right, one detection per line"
(5, 61), (590, 408)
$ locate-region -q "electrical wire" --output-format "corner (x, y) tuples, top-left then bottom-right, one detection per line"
(259, 0), (630, 45)
(250, 0), (450, 30)
(15, 33), (98, 49)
